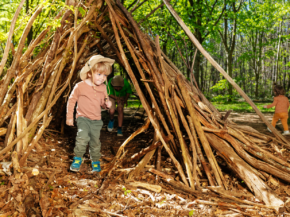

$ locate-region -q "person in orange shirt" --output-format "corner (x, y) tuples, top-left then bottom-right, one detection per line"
(66, 55), (114, 172)
(263, 85), (290, 135)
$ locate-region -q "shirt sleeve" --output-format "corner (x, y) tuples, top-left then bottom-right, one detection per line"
(66, 84), (79, 120)
(267, 97), (278, 109)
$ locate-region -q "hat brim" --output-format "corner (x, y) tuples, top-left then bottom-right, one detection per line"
(80, 55), (115, 81)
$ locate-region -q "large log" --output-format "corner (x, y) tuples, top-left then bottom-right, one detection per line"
(206, 133), (284, 212)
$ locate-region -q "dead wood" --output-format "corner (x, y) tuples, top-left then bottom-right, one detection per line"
(0, 0), (26, 77)
(128, 181), (162, 192)
(1, 1), (290, 214)
(206, 133), (284, 211)
(148, 168), (203, 197)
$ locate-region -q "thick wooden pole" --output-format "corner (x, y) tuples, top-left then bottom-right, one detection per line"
(206, 133), (284, 212)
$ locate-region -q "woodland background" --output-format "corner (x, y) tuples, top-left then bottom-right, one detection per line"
(0, 0), (289, 103)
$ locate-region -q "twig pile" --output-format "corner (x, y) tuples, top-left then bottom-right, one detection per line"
(0, 0), (289, 213)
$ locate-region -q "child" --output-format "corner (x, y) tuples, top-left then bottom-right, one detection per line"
(263, 85), (290, 135)
(107, 75), (132, 136)
(66, 55), (114, 172)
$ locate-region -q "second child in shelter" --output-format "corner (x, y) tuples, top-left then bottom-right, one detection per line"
(263, 85), (290, 135)
(66, 55), (114, 172)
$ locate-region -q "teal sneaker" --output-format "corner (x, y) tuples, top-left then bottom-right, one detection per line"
(107, 119), (114, 132)
(70, 156), (82, 172)
(117, 128), (123, 136)
(92, 161), (101, 172)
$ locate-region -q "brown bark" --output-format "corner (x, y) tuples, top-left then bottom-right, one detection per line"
(206, 133), (284, 211)
(177, 75), (226, 189)
(19, 112), (52, 166)
(107, 2), (189, 186)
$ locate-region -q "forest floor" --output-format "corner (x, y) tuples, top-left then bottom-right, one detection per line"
(1, 109), (290, 216)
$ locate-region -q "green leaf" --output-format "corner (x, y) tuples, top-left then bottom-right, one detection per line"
(78, 7), (86, 17)
(189, 210), (195, 216)
(159, 197), (166, 205)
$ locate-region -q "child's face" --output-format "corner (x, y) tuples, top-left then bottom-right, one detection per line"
(92, 72), (107, 85)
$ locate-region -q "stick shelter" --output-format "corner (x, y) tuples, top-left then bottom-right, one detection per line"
(0, 0), (289, 213)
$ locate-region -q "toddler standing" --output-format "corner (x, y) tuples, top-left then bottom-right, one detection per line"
(66, 55), (114, 172)
(263, 85), (290, 135)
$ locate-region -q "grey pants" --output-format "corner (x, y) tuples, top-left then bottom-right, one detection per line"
(74, 117), (103, 162)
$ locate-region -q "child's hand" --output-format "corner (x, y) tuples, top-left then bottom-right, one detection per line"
(106, 100), (112, 108)
(66, 119), (74, 126)
(263, 105), (267, 109)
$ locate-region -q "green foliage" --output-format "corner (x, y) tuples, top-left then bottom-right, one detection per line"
(189, 210), (195, 216)
(212, 101), (275, 113)
(122, 187), (131, 196)
(159, 197), (166, 205)
(78, 7), (87, 17)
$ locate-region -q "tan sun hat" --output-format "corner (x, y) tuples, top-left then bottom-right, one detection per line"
(80, 55), (115, 80)
(111, 75), (124, 87)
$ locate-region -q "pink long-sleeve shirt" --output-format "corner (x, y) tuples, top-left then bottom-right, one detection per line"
(67, 81), (107, 120)
(266, 95), (290, 114)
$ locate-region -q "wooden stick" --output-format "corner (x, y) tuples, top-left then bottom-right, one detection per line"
(214, 131), (290, 182)
(16, 86), (24, 155)
(229, 127), (290, 169)
(0, 28), (81, 157)
(124, 141), (162, 165)
(116, 0), (164, 87)
(0, 151), (10, 162)
(148, 168), (203, 197)
(128, 181), (162, 193)
(117, 24), (178, 156)
(206, 133), (284, 211)
(195, 199), (258, 209)
(107, 119), (150, 176)
(0, 0), (26, 77)
(162, 72), (195, 189)
(0, 6), (43, 106)
(12, 151), (21, 176)
(187, 116), (214, 182)
(177, 75), (225, 189)
(156, 145), (162, 171)
(94, 21), (124, 67)
(19, 116), (52, 167)
(173, 92), (199, 188)
(107, 4), (189, 186)
(208, 186), (284, 212)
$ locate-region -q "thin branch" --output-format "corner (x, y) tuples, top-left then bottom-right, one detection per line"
(138, 3), (164, 24)
(130, 0), (149, 13)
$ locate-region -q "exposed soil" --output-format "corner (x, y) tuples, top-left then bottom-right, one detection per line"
(227, 112), (286, 135)
(1, 109), (290, 216)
